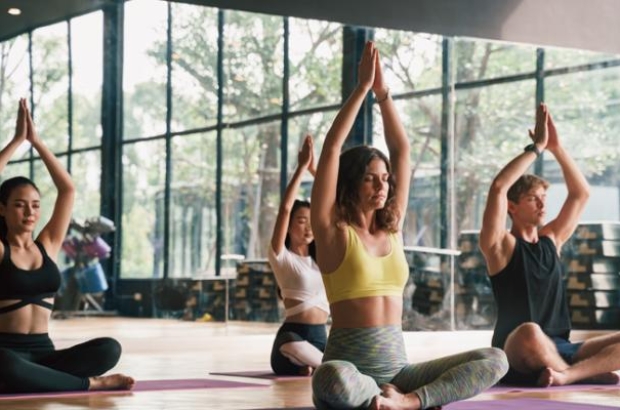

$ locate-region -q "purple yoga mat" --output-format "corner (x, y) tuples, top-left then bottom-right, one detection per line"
(0, 378), (266, 401)
(488, 383), (620, 394)
(210, 370), (310, 380)
(254, 399), (619, 410)
(445, 398), (620, 409)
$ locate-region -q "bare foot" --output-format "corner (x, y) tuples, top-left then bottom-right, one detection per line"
(89, 374), (135, 391)
(537, 367), (567, 387)
(579, 372), (620, 385)
(368, 384), (422, 410)
(299, 366), (314, 377)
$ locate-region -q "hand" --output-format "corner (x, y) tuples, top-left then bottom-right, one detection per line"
(298, 134), (313, 171)
(528, 102), (549, 150)
(13, 98), (28, 143)
(545, 111), (560, 152)
(24, 101), (41, 146)
(357, 41), (377, 92)
(371, 48), (388, 99)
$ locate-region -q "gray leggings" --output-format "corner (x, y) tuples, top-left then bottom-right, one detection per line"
(312, 325), (508, 409)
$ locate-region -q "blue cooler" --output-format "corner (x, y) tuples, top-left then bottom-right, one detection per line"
(75, 263), (109, 294)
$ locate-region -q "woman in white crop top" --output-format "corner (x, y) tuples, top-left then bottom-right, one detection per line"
(267, 135), (329, 376)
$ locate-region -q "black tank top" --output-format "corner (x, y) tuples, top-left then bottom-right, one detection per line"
(0, 239), (61, 314)
(490, 236), (571, 348)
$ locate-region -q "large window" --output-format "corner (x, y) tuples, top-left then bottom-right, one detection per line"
(2, 0), (620, 328)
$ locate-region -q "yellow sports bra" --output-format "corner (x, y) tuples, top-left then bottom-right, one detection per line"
(321, 225), (409, 304)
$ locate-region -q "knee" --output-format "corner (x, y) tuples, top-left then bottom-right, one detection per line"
(312, 361), (345, 393)
(506, 323), (545, 351)
(90, 337), (122, 370)
(486, 347), (509, 376)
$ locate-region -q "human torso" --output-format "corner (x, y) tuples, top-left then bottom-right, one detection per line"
(0, 239), (61, 334)
(268, 246), (329, 324)
(322, 225), (409, 328)
(490, 236), (571, 348)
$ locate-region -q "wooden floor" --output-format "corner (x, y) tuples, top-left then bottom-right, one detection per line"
(1, 317), (619, 409)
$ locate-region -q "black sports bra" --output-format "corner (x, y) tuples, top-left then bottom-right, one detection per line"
(0, 239), (61, 314)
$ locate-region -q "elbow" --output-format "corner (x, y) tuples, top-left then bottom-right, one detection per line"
(488, 179), (508, 197)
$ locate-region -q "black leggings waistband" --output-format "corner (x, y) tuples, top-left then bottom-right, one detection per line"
(0, 332), (54, 353)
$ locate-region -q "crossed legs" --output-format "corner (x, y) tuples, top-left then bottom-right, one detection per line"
(503, 322), (620, 386)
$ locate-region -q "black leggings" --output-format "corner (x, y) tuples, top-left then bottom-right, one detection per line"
(0, 332), (122, 393)
(270, 322), (327, 375)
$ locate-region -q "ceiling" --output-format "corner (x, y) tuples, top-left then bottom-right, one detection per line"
(0, 0), (619, 55)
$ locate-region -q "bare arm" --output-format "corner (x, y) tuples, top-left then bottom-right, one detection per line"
(311, 41), (376, 238)
(539, 113), (590, 249)
(479, 103), (549, 272)
(271, 135), (314, 255)
(25, 104), (75, 259)
(371, 50), (410, 230)
(0, 99), (28, 173)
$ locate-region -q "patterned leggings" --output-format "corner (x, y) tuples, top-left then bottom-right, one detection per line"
(312, 325), (508, 409)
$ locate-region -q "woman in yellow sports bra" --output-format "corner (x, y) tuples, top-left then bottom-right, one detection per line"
(310, 41), (508, 409)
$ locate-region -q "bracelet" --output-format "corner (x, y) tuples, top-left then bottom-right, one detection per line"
(375, 88), (390, 104)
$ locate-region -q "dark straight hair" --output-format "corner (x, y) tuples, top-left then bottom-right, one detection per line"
(284, 199), (316, 261)
(0, 176), (40, 239)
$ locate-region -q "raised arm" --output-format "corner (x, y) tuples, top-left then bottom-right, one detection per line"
(0, 99), (28, 172)
(479, 103), (549, 268)
(271, 134), (314, 255)
(538, 112), (590, 249)
(25, 104), (75, 259)
(311, 41), (376, 235)
(371, 50), (410, 229)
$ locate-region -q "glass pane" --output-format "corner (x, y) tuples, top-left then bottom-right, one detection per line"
(123, 0), (168, 139)
(288, 110), (337, 177)
(375, 29), (443, 92)
(170, 3), (218, 132)
(545, 67), (620, 221)
(454, 80), (536, 330)
(288, 18), (342, 110)
(71, 12), (103, 150)
(169, 132), (216, 278)
(455, 38), (537, 82)
(0, 162), (30, 181)
(121, 140), (166, 278)
(32, 23), (69, 153)
(70, 150), (101, 221)
(222, 122), (281, 260)
(545, 46), (619, 70)
(0, 35), (30, 149)
(223, 11), (283, 122)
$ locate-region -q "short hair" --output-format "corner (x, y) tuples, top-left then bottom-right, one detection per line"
(507, 174), (550, 203)
(336, 145), (399, 232)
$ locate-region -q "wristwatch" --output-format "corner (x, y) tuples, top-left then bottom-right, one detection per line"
(524, 143), (542, 157)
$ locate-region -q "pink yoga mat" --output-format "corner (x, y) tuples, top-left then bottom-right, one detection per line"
(210, 370), (311, 380)
(445, 398), (620, 409)
(0, 378), (266, 401)
(254, 399), (619, 410)
(488, 383), (620, 394)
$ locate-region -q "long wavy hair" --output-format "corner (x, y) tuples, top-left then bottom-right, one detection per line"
(284, 199), (316, 261)
(0, 176), (40, 239)
(336, 145), (399, 232)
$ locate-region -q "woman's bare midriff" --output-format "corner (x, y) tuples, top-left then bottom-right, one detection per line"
(283, 302), (329, 324)
(329, 295), (402, 328)
(0, 301), (52, 334)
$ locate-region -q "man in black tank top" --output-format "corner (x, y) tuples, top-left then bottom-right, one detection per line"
(479, 103), (620, 387)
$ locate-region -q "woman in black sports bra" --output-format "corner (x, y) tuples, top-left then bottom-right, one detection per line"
(0, 99), (134, 393)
